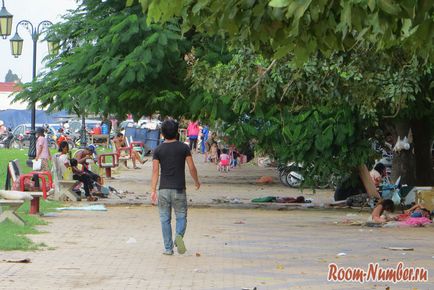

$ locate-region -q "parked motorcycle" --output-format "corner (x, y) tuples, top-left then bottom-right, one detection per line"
(54, 131), (76, 150)
(278, 162), (337, 189)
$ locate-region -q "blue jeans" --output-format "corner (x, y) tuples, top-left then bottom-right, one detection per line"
(158, 189), (187, 251)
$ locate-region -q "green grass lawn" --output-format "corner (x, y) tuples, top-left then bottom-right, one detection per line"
(0, 149), (33, 189)
(0, 148), (68, 251)
(0, 199), (63, 251)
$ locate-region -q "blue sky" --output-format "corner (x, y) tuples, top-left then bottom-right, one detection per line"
(0, 0), (78, 82)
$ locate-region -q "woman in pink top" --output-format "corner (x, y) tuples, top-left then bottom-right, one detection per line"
(187, 120), (200, 152)
(35, 127), (52, 171)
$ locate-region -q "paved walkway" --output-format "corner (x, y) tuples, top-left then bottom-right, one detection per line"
(1, 153), (433, 289)
(1, 207), (433, 289)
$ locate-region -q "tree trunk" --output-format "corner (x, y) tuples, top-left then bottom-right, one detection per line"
(391, 121), (416, 185)
(411, 118), (434, 185)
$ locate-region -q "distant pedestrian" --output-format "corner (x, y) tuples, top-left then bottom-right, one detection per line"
(0, 120), (7, 135)
(111, 116), (118, 133)
(101, 114), (111, 135)
(205, 132), (217, 162)
(151, 120), (201, 255)
(35, 127), (51, 171)
(187, 120), (200, 152)
(200, 125), (209, 154)
(229, 144), (240, 168)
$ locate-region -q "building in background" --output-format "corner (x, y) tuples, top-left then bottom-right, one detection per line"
(0, 82), (27, 110)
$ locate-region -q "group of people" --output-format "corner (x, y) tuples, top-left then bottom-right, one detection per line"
(207, 143), (241, 172)
(186, 120), (242, 172)
(332, 160), (433, 225)
(33, 126), (104, 202)
(57, 141), (102, 201)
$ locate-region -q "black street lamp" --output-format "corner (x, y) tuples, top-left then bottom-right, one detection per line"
(81, 114), (87, 148)
(0, 0), (13, 39)
(10, 20), (55, 164)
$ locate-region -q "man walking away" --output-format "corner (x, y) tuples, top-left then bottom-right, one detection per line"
(151, 120), (200, 255)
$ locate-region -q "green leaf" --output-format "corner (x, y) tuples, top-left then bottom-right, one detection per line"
(378, 0), (401, 15)
(269, 0), (290, 8)
(367, 0), (376, 12)
(340, 1), (352, 29)
(192, 0), (210, 14)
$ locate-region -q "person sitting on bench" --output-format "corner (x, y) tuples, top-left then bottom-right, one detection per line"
(57, 141), (70, 177)
(70, 158), (98, 202)
(75, 145), (102, 185)
(113, 133), (147, 169)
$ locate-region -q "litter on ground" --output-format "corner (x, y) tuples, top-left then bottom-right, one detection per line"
(384, 247), (414, 251)
(56, 204), (107, 211)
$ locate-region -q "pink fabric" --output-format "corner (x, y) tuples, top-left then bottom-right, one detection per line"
(187, 122), (199, 136)
(400, 217), (432, 227)
(36, 136), (50, 159)
(220, 154), (230, 164)
(220, 160), (229, 166)
(220, 154), (230, 166)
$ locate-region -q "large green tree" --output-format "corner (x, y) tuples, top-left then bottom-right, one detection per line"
(16, 0), (191, 117)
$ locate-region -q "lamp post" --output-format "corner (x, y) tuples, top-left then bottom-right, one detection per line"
(0, 0), (13, 39)
(10, 20), (56, 164)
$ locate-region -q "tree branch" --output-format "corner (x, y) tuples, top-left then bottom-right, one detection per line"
(250, 59), (277, 112)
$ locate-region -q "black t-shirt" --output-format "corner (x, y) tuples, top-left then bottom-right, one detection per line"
(153, 141), (191, 190)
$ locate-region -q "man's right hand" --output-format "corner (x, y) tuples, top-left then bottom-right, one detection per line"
(195, 181), (201, 190)
(150, 191), (158, 205)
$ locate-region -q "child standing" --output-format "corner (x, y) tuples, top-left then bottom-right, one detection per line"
(209, 143), (218, 164)
(218, 149), (230, 172)
(229, 145), (240, 168)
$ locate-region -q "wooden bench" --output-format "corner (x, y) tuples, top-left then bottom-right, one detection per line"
(0, 199), (25, 225)
(52, 153), (81, 202)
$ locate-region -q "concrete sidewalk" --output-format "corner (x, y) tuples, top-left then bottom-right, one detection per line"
(1, 207), (433, 289)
